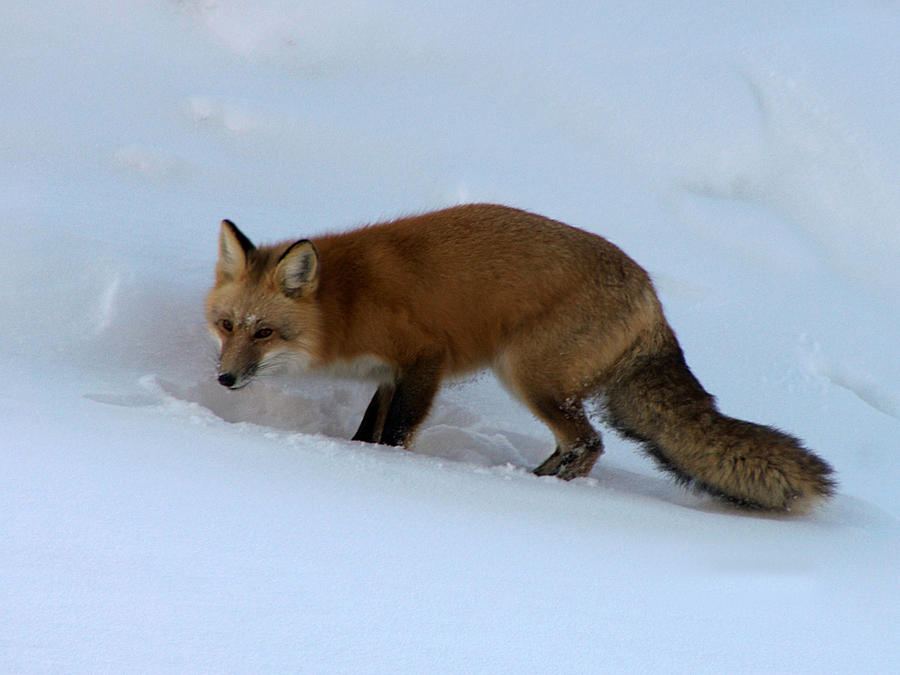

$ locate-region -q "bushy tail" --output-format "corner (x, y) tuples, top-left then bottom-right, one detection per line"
(604, 326), (835, 512)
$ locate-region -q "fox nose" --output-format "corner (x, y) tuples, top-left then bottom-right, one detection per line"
(217, 372), (237, 388)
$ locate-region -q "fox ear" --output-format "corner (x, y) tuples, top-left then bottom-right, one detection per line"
(276, 239), (319, 298)
(217, 219), (255, 280)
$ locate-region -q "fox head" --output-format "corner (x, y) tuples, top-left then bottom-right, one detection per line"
(205, 219), (322, 389)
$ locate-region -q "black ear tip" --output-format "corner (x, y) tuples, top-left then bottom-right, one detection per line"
(221, 219), (256, 254)
(277, 238), (319, 265)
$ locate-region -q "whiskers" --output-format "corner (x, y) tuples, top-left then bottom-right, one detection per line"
(257, 349), (313, 377)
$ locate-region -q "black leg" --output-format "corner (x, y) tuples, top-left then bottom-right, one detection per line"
(379, 356), (443, 447)
(351, 383), (395, 443)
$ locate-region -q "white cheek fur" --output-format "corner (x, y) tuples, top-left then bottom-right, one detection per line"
(207, 327), (223, 350)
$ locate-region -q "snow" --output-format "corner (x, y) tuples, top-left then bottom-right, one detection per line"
(2, 1), (899, 671)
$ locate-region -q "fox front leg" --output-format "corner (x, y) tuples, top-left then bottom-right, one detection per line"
(378, 356), (444, 448)
(352, 383), (395, 443)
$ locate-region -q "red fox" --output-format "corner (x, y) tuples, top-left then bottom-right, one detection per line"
(205, 204), (834, 511)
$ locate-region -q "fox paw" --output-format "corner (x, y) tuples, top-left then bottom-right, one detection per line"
(533, 444), (602, 480)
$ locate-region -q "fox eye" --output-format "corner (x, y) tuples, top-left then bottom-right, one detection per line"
(220, 318), (234, 332)
(253, 327), (274, 339)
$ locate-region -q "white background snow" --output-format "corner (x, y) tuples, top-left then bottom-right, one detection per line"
(2, 1), (899, 672)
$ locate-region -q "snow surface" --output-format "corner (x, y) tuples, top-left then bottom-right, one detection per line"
(3, 1), (900, 672)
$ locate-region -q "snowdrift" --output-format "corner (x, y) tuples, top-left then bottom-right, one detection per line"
(2, 1), (899, 671)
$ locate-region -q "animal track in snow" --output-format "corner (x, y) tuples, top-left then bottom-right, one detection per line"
(801, 339), (900, 421)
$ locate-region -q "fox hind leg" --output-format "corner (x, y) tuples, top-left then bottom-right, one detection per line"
(530, 397), (604, 480)
(495, 347), (604, 480)
(533, 440), (603, 480)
